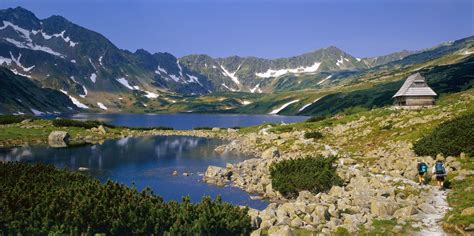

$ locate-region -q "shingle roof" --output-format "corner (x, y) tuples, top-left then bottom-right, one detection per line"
(393, 73), (437, 98)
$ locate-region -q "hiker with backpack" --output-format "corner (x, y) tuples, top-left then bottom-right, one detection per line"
(416, 161), (429, 185)
(432, 160), (448, 190)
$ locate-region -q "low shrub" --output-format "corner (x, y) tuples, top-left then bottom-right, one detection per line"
(193, 126), (212, 130)
(52, 119), (109, 129)
(0, 162), (251, 235)
(413, 112), (474, 157)
(304, 131), (323, 139)
(0, 115), (36, 124)
(270, 156), (342, 198)
(305, 116), (326, 123)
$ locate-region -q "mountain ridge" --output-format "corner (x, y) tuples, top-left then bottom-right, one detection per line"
(0, 6), (472, 115)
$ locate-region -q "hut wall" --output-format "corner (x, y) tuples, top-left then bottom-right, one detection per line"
(404, 96), (435, 106)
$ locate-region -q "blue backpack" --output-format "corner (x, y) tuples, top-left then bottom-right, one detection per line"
(418, 162), (428, 173)
(435, 161), (446, 175)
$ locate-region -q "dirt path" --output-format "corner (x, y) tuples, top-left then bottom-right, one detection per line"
(372, 174), (450, 235)
(418, 188), (450, 236)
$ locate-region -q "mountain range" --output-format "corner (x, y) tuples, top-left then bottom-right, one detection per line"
(0, 7), (473, 115)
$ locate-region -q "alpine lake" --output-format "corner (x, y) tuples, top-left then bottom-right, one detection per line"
(0, 113), (308, 209)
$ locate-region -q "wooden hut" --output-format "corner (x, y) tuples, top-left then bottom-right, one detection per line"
(393, 73), (437, 107)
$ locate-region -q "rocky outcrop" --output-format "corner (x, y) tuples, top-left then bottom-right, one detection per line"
(48, 131), (70, 148)
(203, 165), (232, 186)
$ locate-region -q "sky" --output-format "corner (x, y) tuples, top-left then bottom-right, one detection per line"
(0, 0), (472, 59)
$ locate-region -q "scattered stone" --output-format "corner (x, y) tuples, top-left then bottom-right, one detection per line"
(262, 147), (280, 159)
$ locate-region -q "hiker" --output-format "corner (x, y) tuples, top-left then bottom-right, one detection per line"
(432, 160), (448, 189)
(416, 161), (429, 185)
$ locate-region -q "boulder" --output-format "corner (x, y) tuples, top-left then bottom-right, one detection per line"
(212, 127), (221, 131)
(203, 165), (232, 186)
(267, 225), (294, 236)
(461, 207), (474, 216)
(97, 125), (108, 135)
(48, 131), (70, 148)
(290, 217), (303, 227)
(393, 206), (418, 219)
(418, 203), (437, 215)
(262, 147), (280, 159)
(370, 198), (399, 218)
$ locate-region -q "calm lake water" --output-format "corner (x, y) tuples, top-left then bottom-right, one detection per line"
(49, 113), (308, 130)
(0, 135), (269, 210)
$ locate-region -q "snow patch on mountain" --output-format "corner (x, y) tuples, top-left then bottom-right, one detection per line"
(177, 60), (184, 77)
(116, 77), (139, 90)
(0, 56), (12, 66)
(10, 68), (32, 78)
(256, 62), (321, 78)
(155, 66), (167, 75)
(336, 56), (344, 66)
(30, 108), (44, 115)
(70, 59), (76, 63)
(60, 89), (89, 109)
(144, 91), (159, 98)
(298, 96), (324, 112)
(88, 58), (97, 71)
(241, 100), (252, 105)
(221, 83), (236, 92)
(250, 84), (262, 93)
(99, 56), (104, 66)
(220, 64), (241, 85)
(90, 73), (97, 83)
(0, 52), (35, 72)
(79, 85), (88, 98)
(9, 52), (35, 72)
(186, 74), (203, 86)
(35, 30), (78, 47)
(0, 21), (32, 42)
(270, 99), (300, 114)
(317, 75), (332, 85)
(4, 37), (64, 57)
(97, 102), (107, 110)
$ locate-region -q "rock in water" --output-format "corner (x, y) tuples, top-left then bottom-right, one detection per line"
(48, 131), (70, 148)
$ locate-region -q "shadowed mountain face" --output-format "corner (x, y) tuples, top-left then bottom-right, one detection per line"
(0, 67), (77, 114)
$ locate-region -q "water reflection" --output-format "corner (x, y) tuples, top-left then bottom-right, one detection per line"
(0, 135), (268, 209)
(44, 113), (308, 130)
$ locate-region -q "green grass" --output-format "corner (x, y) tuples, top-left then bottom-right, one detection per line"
(445, 155), (474, 229)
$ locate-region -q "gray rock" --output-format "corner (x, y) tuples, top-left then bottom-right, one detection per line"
(48, 131), (70, 148)
(290, 217), (303, 227)
(97, 125), (108, 134)
(370, 198), (399, 218)
(203, 165), (232, 186)
(268, 225), (294, 236)
(418, 203), (437, 215)
(262, 147), (280, 159)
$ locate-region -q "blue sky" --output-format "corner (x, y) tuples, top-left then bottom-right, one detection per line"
(1, 0), (472, 58)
